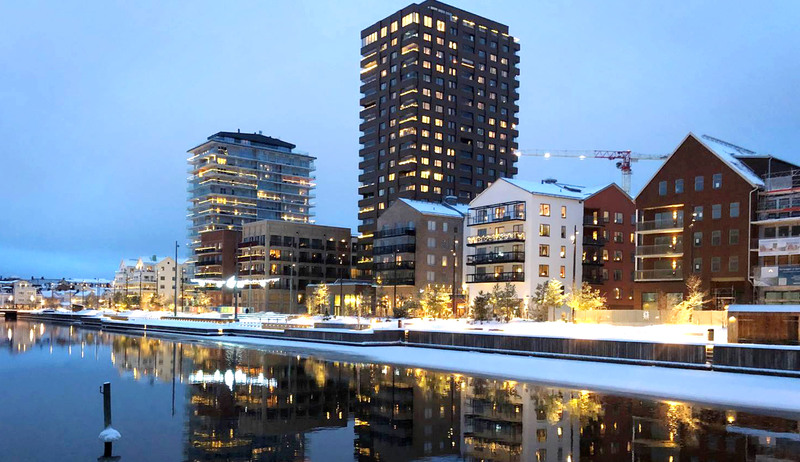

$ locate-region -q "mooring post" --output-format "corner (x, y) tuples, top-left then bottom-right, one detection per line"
(98, 382), (121, 460)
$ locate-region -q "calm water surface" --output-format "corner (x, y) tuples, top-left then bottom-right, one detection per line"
(0, 319), (798, 462)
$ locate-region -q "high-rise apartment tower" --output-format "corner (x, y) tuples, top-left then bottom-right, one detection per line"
(358, 0), (520, 274)
(187, 131), (315, 266)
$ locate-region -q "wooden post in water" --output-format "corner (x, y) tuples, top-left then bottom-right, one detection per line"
(98, 382), (121, 461)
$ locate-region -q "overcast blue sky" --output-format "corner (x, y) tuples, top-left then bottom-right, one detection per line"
(1, 0), (798, 279)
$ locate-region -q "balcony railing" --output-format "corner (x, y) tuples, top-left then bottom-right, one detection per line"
(635, 269), (683, 281)
(636, 219), (684, 232)
(377, 277), (415, 286)
(468, 212), (526, 226)
(466, 251), (525, 265)
(373, 261), (415, 271)
(374, 227), (416, 239)
(583, 237), (607, 246)
(466, 272), (525, 283)
(373, 243), (416, 255)
(467, 232), (525, 246)
(583, 216), (604, 226)
(635, 244), (684, 257)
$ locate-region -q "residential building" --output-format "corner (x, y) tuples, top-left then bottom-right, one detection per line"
(357, 0), (521, 275)
(112, 256), (188, 308)
(752, 164), (800, 303)
(634, 133), (799, 309)
(305, 280), (376, 317)
(187, 130), (315, 267)
(463, 178), (584, 311)
(373, 198), (466, 313)
(582, 184), (636, 309)
(238, 220), (352, 313)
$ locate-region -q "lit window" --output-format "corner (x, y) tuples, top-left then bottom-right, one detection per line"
(539, 203), (550, 216)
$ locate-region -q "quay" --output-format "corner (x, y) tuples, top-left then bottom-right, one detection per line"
(8, 311), (799, 378)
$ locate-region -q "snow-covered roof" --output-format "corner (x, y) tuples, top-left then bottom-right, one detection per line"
(503, 178), (586, 200)
(728, 304), (800, 313)
(398, 199), (467, 217)
(696, 135), (765, 187)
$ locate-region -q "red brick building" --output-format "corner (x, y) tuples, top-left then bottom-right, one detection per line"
(195, 229), (241, 305)
(633, 133), (792, 309)
(583, 184), (636, 309)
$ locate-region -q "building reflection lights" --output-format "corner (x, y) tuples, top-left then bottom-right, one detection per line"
(188, 369), (279, 389)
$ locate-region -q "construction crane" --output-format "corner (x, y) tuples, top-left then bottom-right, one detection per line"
(513, 149), (669, 194)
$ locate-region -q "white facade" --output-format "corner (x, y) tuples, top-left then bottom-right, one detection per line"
(113, 256), (187, 303)
(463, 179), (584, 307)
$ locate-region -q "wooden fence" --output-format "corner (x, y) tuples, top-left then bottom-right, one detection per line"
(407, 331), (707, 367)
(713, 345), (800, 376)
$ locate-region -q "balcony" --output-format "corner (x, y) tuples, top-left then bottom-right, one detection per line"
(468, 201), (526, 226)
(373, 261), (415, 271)
(636, 219), (684, 233)
(466, 272), (525, 283)
(377, 277), (415, 286)
(374, 227), (416, 239)
(635, 269), (683, 281)
(373, 243), (416, 255)
(582, 258), (604, 266)
(583, 216), (604, 226)
(583, 237), (607, 246)
(636, 244), (684, 258)
(467, 232), (525, 247)
(466, 251), (525, 266)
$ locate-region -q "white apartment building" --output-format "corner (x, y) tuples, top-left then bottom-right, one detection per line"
(463, 178), (585, 307)
(113, 256), (187, 303)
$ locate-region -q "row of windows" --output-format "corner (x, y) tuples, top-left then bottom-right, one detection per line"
(692, 256), (740, 273)
(658, 173), (724, 196)
(691, 202), (740, 220)
(588, 211), (629, 224)
(476, 224), (574, 238)
(691, 229), (740, 246)
(538, 204), (567, 218)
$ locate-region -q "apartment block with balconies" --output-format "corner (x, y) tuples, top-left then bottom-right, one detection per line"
(634, 133), (798, 309)
(187, 131), (315, 270)
(582, 184), (636, 309)
(374, 198), (466, 310)
(464, 178), (584, 306)
(357, 0), (521, 277)
(238, 220), (351, 314)
(751, 164), (800, 303)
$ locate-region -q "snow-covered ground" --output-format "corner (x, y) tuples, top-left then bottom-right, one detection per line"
(207, 335), (800, 415)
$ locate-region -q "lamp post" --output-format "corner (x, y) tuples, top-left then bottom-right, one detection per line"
(392, 249), (398, 317)
(570, 226), (579, 323)
(451, 228), (458, 317)
(174, 241), (179, 316)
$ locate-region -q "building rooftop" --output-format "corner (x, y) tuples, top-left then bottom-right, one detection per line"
(697, 135), (766, 187)
(728, 304), (800, 313)
(503, 178), (587, 200)
(209, 131), (296, 150)
(399, 199), (468, 217)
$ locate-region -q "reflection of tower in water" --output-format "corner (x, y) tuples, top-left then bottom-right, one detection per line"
(184, 350), (354, 461)
(353, 365), (461, 462)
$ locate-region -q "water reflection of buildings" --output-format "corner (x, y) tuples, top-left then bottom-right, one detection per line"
(3, 320), (800, 461)
(184, 350), (354, 461)
(354, 366), (461, 461)
(461, 378), (582, 462)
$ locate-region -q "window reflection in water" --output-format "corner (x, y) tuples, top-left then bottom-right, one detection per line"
(3, 320), (799, 462)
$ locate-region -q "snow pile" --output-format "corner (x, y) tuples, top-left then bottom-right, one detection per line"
(98, 427), (121, 442)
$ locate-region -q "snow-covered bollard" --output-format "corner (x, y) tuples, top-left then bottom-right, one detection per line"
(98, 382), (121, 459)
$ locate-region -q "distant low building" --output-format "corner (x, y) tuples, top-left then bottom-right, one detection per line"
(112, 256), (188, 309)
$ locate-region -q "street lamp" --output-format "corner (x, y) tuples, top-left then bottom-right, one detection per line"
(570, 226), (580, 323)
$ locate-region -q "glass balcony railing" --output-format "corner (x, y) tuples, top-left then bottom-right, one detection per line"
(466, 232), (525, 246)
(635, 269), (683, 281)
(466, 272), (525, 283)
(636, 244), (684, 257)
(466, 251), (525, 265)
(636, 219), (684, 232)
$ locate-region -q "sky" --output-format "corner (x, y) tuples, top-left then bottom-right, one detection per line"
(1, 0), (798, 279)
